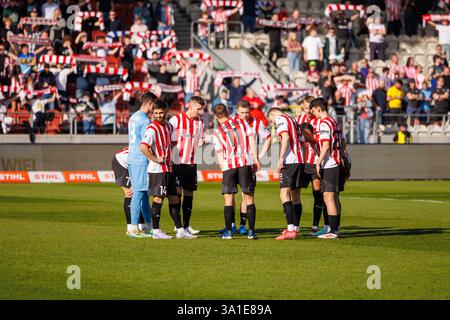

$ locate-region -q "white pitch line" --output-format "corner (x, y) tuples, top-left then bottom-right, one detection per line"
(344, 196), (449, 205)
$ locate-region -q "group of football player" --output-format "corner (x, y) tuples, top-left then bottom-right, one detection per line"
(111, 93), (350, 240)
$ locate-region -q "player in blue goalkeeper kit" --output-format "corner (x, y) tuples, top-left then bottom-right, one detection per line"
(126, 92), (158, 237)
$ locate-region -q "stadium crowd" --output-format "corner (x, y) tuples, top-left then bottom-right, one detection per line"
(0, 0), (449, 144)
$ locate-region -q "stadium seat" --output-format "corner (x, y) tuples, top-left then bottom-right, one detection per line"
(106, 56), (121, 68)
(429, 125), (444, 136)
(92, 30), (106, 42)
(45, 110), (62, 134)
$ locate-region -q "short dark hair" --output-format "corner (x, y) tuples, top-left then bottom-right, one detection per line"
(190, 95), (205, 106)
(141, 92), (158, 107)
(214, 104), (229, 118)
(301, 95), (315, 105)
(152, 99), (167, 111)
(300, 122), (314, 133)
(236, 100), (251, 110)
(267, 107), (282, 118)
(309, 97), (328, 112)
(395, 79), (403, 86)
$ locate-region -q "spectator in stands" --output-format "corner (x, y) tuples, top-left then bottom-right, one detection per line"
(387, 54), (404, 81)
(335, 75), (356, 116)
(209, 5), (241, 49)
(432, 76), (450, 124)
(306, 61), (320, 85)
(134, 0), (152, 28)
(267, 14), (282, 63)
(223, 76), (257, 112)
(386, 0), (402, 36)
(156, 0), (175, 31)
(393, 123), (413, 144)
(427, 18), (450, 62)
(403, 0), (419, 36)
(332, 10), (359, 61)
(386, 79), (404, 125)
(97, 0), (115, 24)
(96, 91), (122, 134)
(443, 66), (450, 89)
(278, 5), (289, 21)
(367, 15), (386, 61)
(8, 43), (46, 77)
(182, 60), (210, 103)
(49, 8), (66, 54)
(285, 31), (302, 74)
(197, 12), (211, 48)
(286, 10), (305, 44)
(213, 89), (230, 112)
(106, 11), (123, 32)
(434, 44), (449, 67)
(243, 0), (257, 33)
(430, 56), (445, 85)
(31, 92), (56, 134)
(51, 62), (74, 109)
(404, 57), (417, 80)
(406, 79), (423, 116)
(323, 27), (340, 69)
(257, 1), (277, 20)
(41, 0), (59, 20)
(373, 80), (388, 118)
(356, 93), (374, 144)
(360, 59), (370, 80)
(130, 17), (149, 46)
(242, 88), (268, 126)
(76, 93), (96, 135)
(415, 64), (426, 89)
(302, 27), (323, 71)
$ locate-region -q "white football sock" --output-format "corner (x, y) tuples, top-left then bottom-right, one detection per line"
(288, 224), (295, 231)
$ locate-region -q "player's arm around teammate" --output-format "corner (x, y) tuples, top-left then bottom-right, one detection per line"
(140, 100), (196, 239)
(168, 96), (206, 235)
(213, 104), (260, 240)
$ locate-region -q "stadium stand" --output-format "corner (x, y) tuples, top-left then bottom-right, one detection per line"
(0, 0), (449, 144)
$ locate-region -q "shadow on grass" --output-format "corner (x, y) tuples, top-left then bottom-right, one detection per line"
(196, 226), (450, 239)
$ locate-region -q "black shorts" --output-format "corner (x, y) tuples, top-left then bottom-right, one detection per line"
(222, 165), (256, 194)
(280, 163), (304, 189)
(172, 164), (198, 192)
(111, 156), (131, 188)
(300, 163), (320, 189)
(320, 165), (345, 193)
(148, 172), (178, 197)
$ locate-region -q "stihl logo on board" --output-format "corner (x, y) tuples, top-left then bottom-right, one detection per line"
(64, 171), (99, 183)
(0, 171), (29, 183)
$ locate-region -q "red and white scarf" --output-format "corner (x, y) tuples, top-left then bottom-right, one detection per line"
(122, 82), (162, 101)
(74, 12), (105, 32)
(9, 35), (52, 46)
(214, 71), (261, 87)
(163, 50), (212, 64)
(324, 4), (365, 18)
(94, 84), (126, 93)
(422, 14), (450, 26)
(73, 54), (106, 64)
(38, 55), (77, 67)
(256, 18), (298, 29)
(83, 65), (128, 80)
(26, 86), (58, 98)
(1, 85), (22, 94)
(159, 84), (183, 93)
(200, 0), (243, 15)
(82, 42), (123, 50)
(137, 40), (176, 58)
(18, 17), (57, 28)
(260, 84), (316, 98)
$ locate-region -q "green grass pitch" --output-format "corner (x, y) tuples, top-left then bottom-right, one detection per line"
(1, 181), (449, 300)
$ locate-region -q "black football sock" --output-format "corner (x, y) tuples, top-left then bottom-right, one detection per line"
(329, 215), (339, 234)
(322, 195), (329, 226)
(151, 202), (162, 230)
(224, 206), (234, 231)
(283, 201), (294, 225)
(313, 191), (322, 226)
(293, 203), (302, 227)
(246, 204), (256, 232)
(337, 214), (341, 231)
(123, 197), (131, 224)
(182, 196), (193, 228)
(169, 203), (183, 229)
(240, 212), (247, 226)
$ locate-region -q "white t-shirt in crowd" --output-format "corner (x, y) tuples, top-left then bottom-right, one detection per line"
(99, 100), (116, 125)
(302, 36), (323, 61)
(436, 25), (450, 45)
(368, 24), (386, 43)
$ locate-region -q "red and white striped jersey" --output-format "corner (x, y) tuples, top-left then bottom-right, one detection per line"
(169, 112), (203, 165)
(210, 10), (232, 32)
(297, 113), (320, 165)
(275, 114), (305, 165)
(365, 77), (379, 95)
(184, 69), (199, 94)
(214, 117), (254, 171)
(317, 116), (342, 169)
(388, 63), (404, 80)
(385, 0), (402, 21)
(337, 83), (355, 106)
(248, 117), (271, 142)
(197, 20), (209, 38)
(415, 74), (425, 90)
(141, 121), (175, 173)
(115, 147), (129, 169)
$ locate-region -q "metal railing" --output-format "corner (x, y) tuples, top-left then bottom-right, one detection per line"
(190, 21), (244, 50)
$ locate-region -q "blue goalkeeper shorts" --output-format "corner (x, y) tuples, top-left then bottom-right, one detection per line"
(128, 164), (148, 192)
